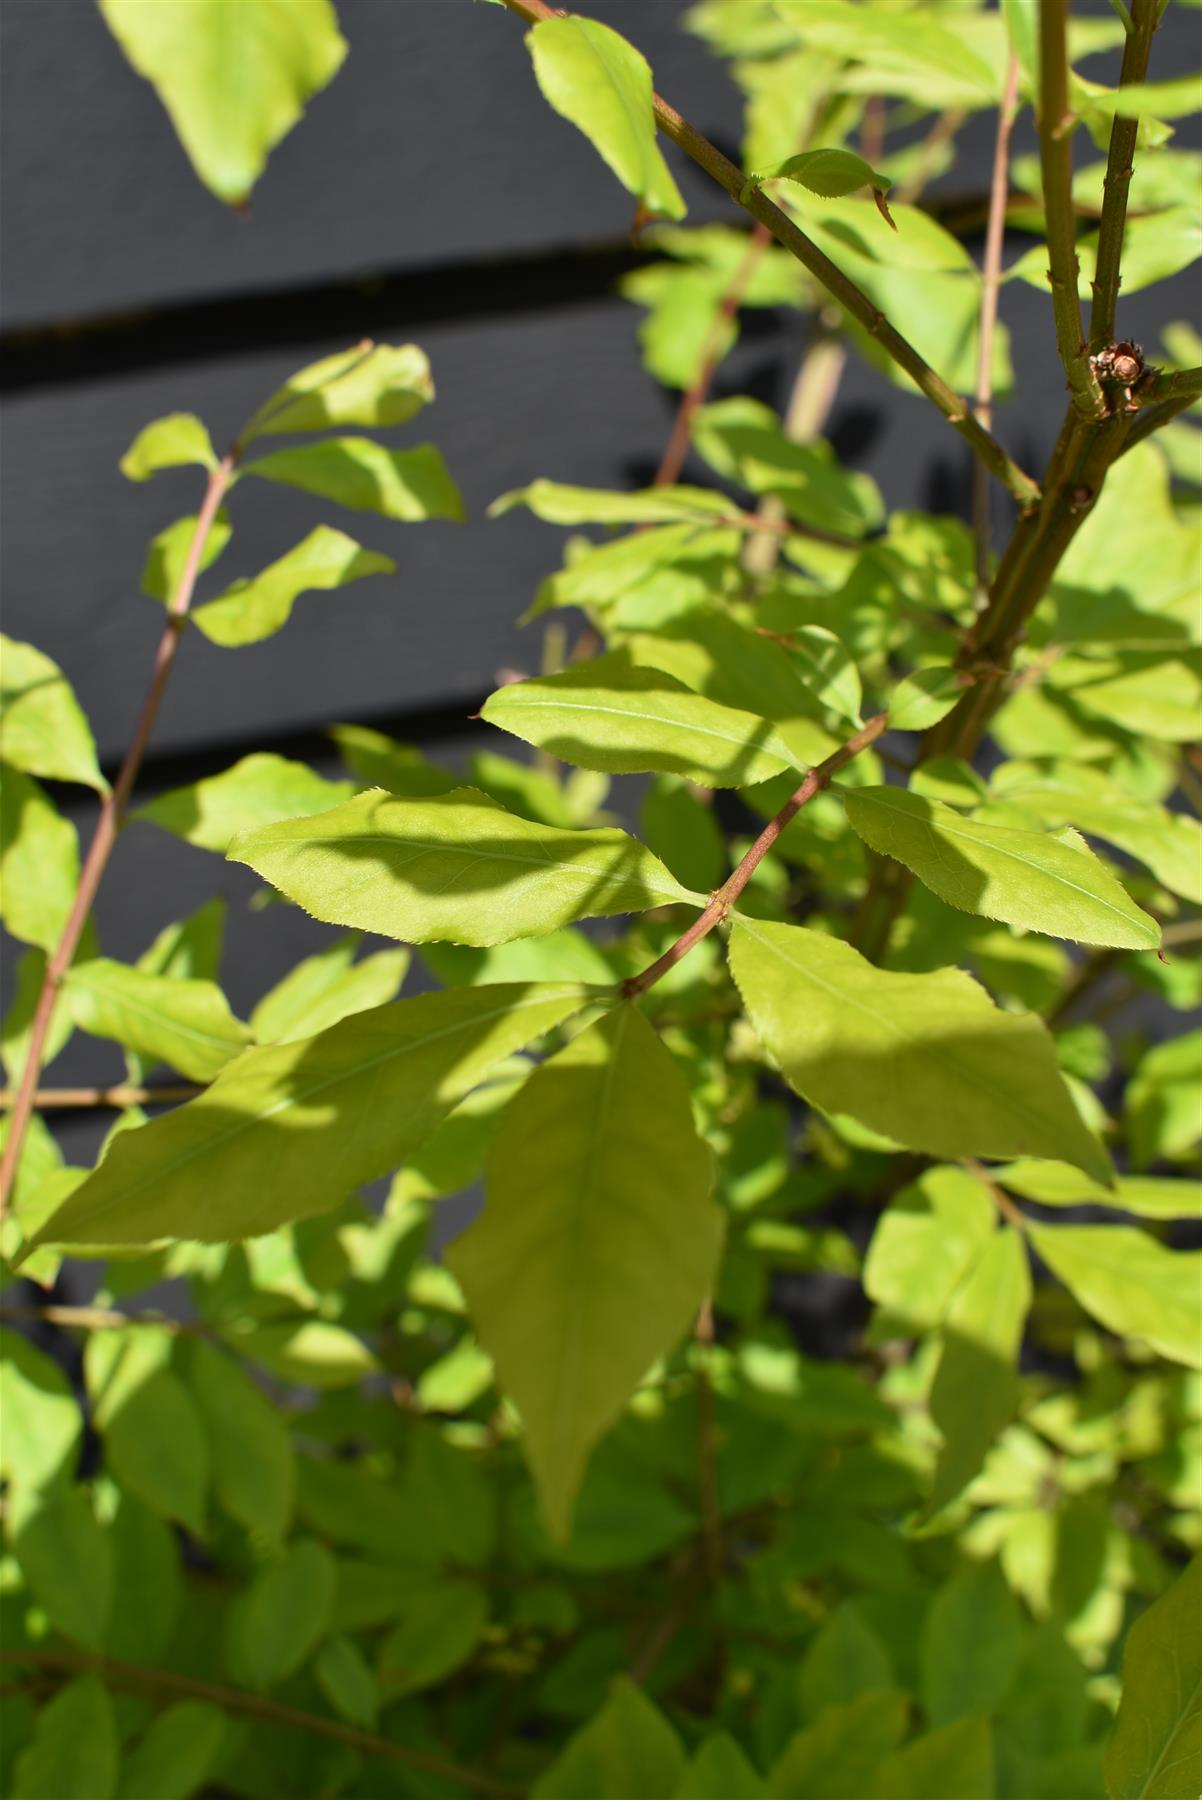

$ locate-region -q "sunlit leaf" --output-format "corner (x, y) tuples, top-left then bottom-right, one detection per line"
(191, 527), (394, 647)
(0, 638), (106, 790)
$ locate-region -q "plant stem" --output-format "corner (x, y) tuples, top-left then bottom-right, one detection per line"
(623, 713), (888, 997)
(0, 1303), (210, 1336)
(972, 53), (1022, 601)
(496, 0), (1040, 508)
(1038, 0), (1105, 417)
(0, 1647), (518, 1797)
(653, 224), (772, 487)
(0, 453), (238, 1224)
(0, 1083), (202, 1111)
(1090, 0), (1160, 344)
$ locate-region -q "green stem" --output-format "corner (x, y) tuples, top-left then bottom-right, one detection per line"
(1090, 0), (1160, 345)
(1038, 0), (1105, 416)
(497, 0), (1040, 508)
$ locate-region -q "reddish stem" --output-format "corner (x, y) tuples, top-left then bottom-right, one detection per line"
(653, 224), (772, 487)
(0, 453), (238, 1221)
(623, 712), (888, 997)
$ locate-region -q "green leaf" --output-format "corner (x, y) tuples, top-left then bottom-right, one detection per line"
(11, 1676), (117, 1800)
(747, 147), (893, 205)
(64, 959), (250, 1082)
(230, 785), (700, 947)
(872, 1716), (995, 1799)
(770, 1692), (910, 1799)
(191, 526), (394, 647)
(138, 898), (226, 985)
(926, 1227), (1031, 1515)
(526, 17), (685, 221)
(0, 767), (79, 951)
(226, 1539), (335, 1689)
(689, 396), (882, 542)
(774, 0), (996, 100)
(534, 1678), (687, 1799)
(727, 918), (1111, 1183)
(640, 775), (727, 894)
(251, 936), (408, 1044)
(0, 637), (106, 791)
(1126, 1032), (1202, 1168)
(188, 1339), (294, 1544)
(101, 1366), (210, 1536)
(119, 413), (216, 481)
(800, 1602), (895, 1719)
(1029, 1224), (1202, 1370)
(134, 752), (353, 855)
(0, 1330), (81, 1492)
(314, 1635), (379, 1727)
(921, 1560), (1022, 1725)
(18, 984), (591, 1257)
(141, 508), (232, 603)
(329, 723), (458, 796)
(787, 626), (864, 726)
(243, 438), (464, 521)
(103, 1489), (181, 1664)
(377, 1579), (488, 1697)
(843, 787), (1159, 950)
(674, 1735), (766, 1798)
(10, 1485), (113, 1651)
(116, 1703), (227, 1800)
(449, 1005), (722, 1539)
(1100, 72), (1202, 118)
(1105, 1557), (1202, 1800)
(994, 1161), (1201, 1219)
(887, 666), (967, 732)
(244, 342), (435, 440)
(864, 1167), (996, 1336)
(234, 1319), (379, 1389)
(97, 0), (346, 203)
(489, 479), (738, 527)
(481, 655), (807, 787)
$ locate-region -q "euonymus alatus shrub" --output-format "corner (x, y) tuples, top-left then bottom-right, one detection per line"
(1, 1), (1199, 1796)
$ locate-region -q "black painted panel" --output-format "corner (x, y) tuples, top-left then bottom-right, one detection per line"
(1, 0), (733, 329)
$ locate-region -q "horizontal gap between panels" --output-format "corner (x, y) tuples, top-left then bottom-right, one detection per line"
(0, 240), (651, 395)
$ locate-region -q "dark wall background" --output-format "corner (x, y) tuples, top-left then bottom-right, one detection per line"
(2, 0), (1197, 1183)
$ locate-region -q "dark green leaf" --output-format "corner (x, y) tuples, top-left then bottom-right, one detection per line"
(189, 1339), (295, 1544)
(116, 1704), (226, 1800)
(11, 1675), (117, 1800)
(534, 1678), (687, 1798)
(921, 1560), (1022, 1724)
(226, 1539), (335, 1689)
(450, 1005), (721, 1538)
(1105, 1557), (1202, 1800)
(10, 1485), (113, 1650)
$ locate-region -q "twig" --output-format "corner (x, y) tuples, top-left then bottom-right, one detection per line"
(1038, 0), (1105, 417)
(652, 224), (772, 488)
(972, 53), (1022, 601)
(1090, 0), (1160, 345)
(623, 713), (888, 997)
(965, 1161), (1029, 1231)
(497, 0), (1041, 508)
(0, 1648), (518, 1797)
(0, 1303), (211, 1335)
(0, 453), (238, 1223)
(0, 1084), (201, 1111)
